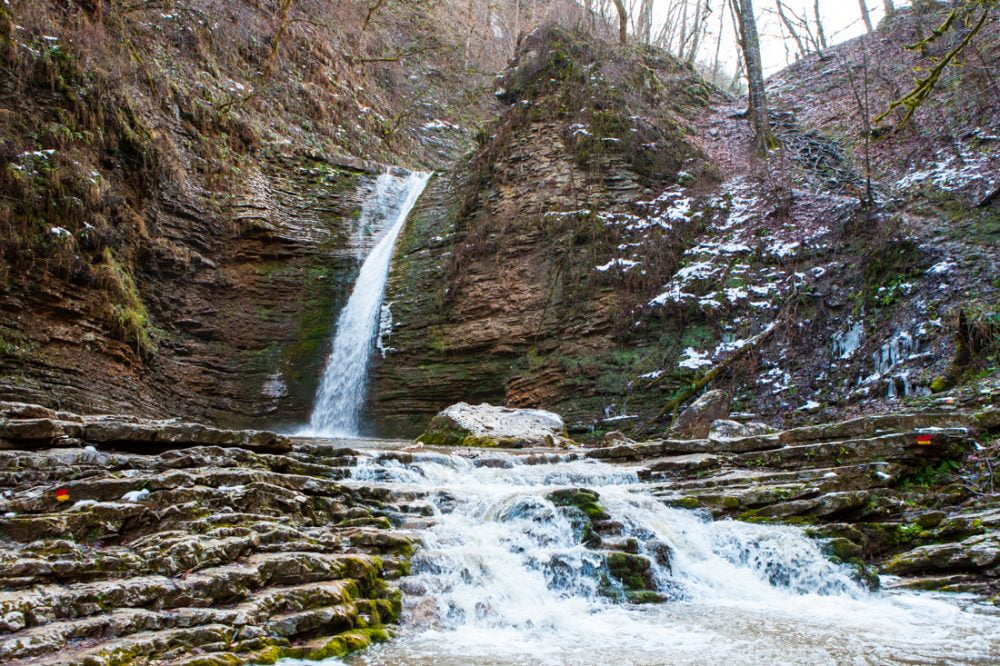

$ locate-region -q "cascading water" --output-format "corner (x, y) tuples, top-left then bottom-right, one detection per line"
(283, 451), (1000, 666)
(301, 169), (431, 437)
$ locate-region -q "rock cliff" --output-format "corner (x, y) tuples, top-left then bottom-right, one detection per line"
(373, 15), (999, 440)
(0, 0), (481, 428)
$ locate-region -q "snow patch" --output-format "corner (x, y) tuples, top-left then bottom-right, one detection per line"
(679, 347), (713, 370)
(121, 489), (150, 503)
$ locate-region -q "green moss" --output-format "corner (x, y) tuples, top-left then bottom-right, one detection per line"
(667, 497), (702, 510)
(898, 459), (962, 489)
(893, 523), (923, 546)
(625, 589), (667, 604)
(929, 376), (949, 392)
(605, 551), (658, 593)
(96, 248), (155, 356)
(827, 537), (863, 561)
(304, 627), (391, 661)
(547, 488), (610, 520)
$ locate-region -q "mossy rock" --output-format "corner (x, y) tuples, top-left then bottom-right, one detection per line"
(304, 627), (391, 661)
(605, 551), (658, 592)
(547, 488), (610, 520)
(625, 589), (667, 604)
(826, 537), (863, 561)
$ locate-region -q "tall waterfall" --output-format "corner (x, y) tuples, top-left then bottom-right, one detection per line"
(292, 451), (1000, 666)
(302, 169), (430, 437)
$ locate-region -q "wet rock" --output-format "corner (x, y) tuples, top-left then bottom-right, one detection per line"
(547, 488), (609, 520)
(882, 534), (1000, 575)
(0, 407), (410, 664)
(604, 551), (660, 601)
(669, 390), (730, 439)
(419, 402), (571, 448)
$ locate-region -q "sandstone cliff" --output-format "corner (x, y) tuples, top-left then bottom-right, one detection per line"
(373, 14), (999, 440)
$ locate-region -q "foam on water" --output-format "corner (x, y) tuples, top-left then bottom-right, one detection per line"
(278, 452), (1000, 665)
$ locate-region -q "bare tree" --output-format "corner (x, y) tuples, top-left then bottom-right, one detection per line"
(686, 0), (711, 63)
(612, 0), (628, 44)
(858, 0), (874, 32)
(637, 0), (654, 44)
(774, 0), (807, 60)
(711, 0), (729, 82)
(730, 0), (776, 153)
(843, 47), (875, 207)
(813, 0), (827, 51)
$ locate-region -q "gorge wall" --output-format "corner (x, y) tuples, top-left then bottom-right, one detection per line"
(1, 2), (997, 440)
(0, 0), (486, 428)
(373, 14), (1000, 439)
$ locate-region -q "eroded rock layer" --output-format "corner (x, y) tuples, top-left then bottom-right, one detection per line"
(0, 402), (412, 665)
(589, 403), (1000, 595)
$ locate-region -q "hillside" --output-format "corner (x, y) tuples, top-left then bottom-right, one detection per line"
(373, 7), (1000, 438)
(1, 2), (1000, 664)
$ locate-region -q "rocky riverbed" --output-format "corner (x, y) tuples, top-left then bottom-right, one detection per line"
(2, 393), (997, 664)
(0, 402), (412, 665)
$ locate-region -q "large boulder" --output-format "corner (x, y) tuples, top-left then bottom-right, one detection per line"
(419, 402), (571, 448)
(669, 390), (730, 439)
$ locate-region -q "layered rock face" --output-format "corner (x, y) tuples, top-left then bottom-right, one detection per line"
(0, 402), (412, 664)
(588, 400), (1000, 595)
(0, 1), (478, 429)
(372, 11), (999, 440)
(371, 27), (720, 436)
(2, 155), (387, 429)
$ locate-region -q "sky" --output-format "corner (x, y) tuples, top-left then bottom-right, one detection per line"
(757, 0), (904, 73)
(649, 0), (914, 79)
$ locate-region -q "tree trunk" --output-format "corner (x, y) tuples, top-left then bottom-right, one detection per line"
(612, 0), (628, 45)
(775, 0), (807, 60)
(858, 0), (874, 32)
(513, 0), (521, 57)
(638, 0), (654, 44)
(687, 0), (708, 63)
(813, 0), (827, 50)
(712, 0), (728, 83)
(882, 0), (895, 18)
(731, 0), (775, 153)
(678, 0), (689, 56)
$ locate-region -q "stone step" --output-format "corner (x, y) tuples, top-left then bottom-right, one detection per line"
(637, 453), (723, 479)
(653, 461), (906, 495)
(775, 414), (973, 446)
(881, 533), (1000, 576)
(731, 431), (972, 469)
(24, 623), (240, 665)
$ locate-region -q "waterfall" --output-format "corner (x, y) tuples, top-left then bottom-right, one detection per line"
(301, 169), (431, 437)
(288, 452), (1000, 666)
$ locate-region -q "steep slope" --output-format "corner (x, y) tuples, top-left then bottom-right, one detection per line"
(0, 0), (491, 427)
(373, 9), (999, 439)
(371, 26), (721, 436)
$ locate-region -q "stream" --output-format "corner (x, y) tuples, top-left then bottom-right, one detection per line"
(282, 450), (1000, 665)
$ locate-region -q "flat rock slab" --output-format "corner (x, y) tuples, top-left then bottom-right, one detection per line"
(642, 453), (722, 474)
(0, 403), (291, 454)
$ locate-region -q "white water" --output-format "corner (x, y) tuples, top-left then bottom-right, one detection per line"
(285, 452), (1000, 666)
(301, 170), (430, 437)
